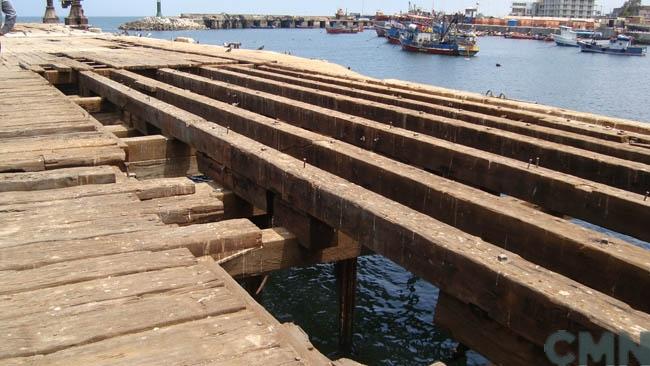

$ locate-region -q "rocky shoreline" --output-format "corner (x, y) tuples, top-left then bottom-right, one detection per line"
(119, 17), (207, 31)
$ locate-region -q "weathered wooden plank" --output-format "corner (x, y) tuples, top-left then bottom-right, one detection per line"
(0, 248), (197, 295)
(0, 145), (126, 172)
(110, 68), (650, 310)
(0, 284), (244, 359)
(152, 68), (650, 243)
(199, 67), (650, 194)
(80, 71), (650, 350)
(0, 310), (303, 366)
(0, 166), (117, 192)
(0, 219), (261, 271)
(0, 262), (224, 320)
(0, 177), (195, 206)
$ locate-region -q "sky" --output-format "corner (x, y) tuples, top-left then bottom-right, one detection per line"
(12, 0), (646, 18)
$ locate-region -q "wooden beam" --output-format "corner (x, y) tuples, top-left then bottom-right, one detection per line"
(122, 135), (194, 162)
(0, 218), (262, 271)
(273, 196), (336, 249)
(217, 228), (363, 278)
(434, 292), (553, 366)
(79, 70), (650, 351)
(108, 69), (650, 311)
(152, 68), (650, 243)
(0, 166), (117, 192)
(68, 95), (103, 113)
(336, 258), (357, 355)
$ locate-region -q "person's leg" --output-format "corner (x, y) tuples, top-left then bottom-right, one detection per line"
(1, 0), (17, 36)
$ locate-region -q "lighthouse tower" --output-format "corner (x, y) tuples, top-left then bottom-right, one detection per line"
(156, 0), (163, 17)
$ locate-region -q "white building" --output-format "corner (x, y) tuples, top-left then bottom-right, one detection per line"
(536, 0), (596, 18)
(510, 1), (536, 16)
(511, 0), (595, 18)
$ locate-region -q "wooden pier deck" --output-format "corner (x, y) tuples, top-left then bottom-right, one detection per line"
(1, 24), (649, 365)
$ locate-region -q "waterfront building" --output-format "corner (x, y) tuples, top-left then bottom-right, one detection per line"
(639, 6), (650, 23)
(536, 0), (596, 18)
(511, 0), (596, 18)
(510, 1), (537, 16)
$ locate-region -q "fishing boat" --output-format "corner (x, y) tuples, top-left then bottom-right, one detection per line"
(578, 35), (647, 56)
(386, 23), (404, 44)
(375, 23), (389, 37)
(326, 25), (360, 34)
(401, 22), (479, 56)
(554, 26), (602, 47)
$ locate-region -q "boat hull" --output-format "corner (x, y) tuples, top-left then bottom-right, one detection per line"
(387, 35), (401, 44)
(326, 28), (360, 34)
(375, 26), (387, 37)
(401, 43), (479, 56)
(579, 42), (647, 56)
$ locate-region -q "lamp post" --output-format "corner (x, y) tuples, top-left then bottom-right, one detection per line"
(43, 0), (59, 23)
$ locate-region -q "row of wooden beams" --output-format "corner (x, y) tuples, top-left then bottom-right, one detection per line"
(112, 68), (650, 310)
(199, 67), (650, 195)
(265, 63), (650, 138)
(152, 67), (650, 243)
(79, 70), (650, 353)
(224, 64), (650, 162)
(256, 64), (650, 144)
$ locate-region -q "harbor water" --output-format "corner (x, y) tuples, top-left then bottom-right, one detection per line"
(17, 17), (650, 365)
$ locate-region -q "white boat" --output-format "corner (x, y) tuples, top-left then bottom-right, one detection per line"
(553, 26), (602, 47)
(579, 35), (647, 56)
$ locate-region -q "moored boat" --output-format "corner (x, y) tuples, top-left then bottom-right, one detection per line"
(578, 35), (647, 56)
(400, 23), (479, 57)
(326, 25), (360, 34)
(554, 26), (602, 47)
(386, 24), (404, 44)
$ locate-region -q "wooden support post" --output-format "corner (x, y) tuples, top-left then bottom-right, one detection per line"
(336, 257), (357, 355)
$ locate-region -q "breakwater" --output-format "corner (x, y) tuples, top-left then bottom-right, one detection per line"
(121, 14), (374, 31)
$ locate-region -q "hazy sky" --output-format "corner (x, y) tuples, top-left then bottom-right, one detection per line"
(13, 0), (646, 18)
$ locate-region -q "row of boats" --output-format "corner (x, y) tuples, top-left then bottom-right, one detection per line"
(374, 16), (479, 57)
(553, 26), (647, 56)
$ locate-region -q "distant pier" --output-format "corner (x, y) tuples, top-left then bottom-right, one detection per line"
(180, 13), (373, 30)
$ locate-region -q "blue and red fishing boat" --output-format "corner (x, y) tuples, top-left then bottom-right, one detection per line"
(400, 16), (479, 57)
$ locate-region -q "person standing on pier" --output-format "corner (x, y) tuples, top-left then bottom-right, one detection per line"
(0, 0), (16, 36)
(0, 0), (16, 52)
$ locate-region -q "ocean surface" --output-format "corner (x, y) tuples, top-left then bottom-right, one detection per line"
(16, 16), (650, 366)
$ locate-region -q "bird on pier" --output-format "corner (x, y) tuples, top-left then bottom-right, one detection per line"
(257, 45), (265, 50)
(225, 47), (232, 52)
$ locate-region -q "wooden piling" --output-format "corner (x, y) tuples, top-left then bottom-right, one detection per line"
(336, 257), (358, 355)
